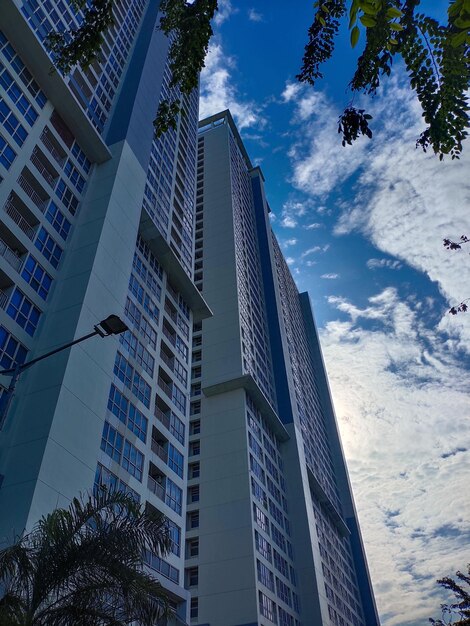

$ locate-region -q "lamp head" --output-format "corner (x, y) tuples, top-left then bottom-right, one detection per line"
(98, 315), (128, 336)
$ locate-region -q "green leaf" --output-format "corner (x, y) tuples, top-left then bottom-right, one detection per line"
(454, 16), (470, 28)
(386, 6), (403, 19)
(389, 22), (404, 30)
(350, 25), (360, 47)
(360, 14), (376, 27)
(451, 29), (467, 46)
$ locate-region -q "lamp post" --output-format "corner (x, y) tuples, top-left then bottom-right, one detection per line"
(0, 314), (128, 429)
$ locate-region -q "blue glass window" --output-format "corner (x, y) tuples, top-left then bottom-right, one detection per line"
(122, 440), (143, 481)
(0, 134), (16, 170)
(0, 99), (27, 146)
(34, 227), (63, 269)
(21, 254), (52, 300)
(6, 288), (41, 336)
(168, 444), (184, 478)
(0, 325), (27, 369)
(100, 421), (123, 463)
(0, 64), (37, 126)
(45, 201), (71, 240)
(64, 159), (85, 193)
(56, 179), (79, 215)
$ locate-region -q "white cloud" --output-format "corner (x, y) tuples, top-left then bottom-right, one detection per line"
(282, 238), (298, 248)
(213, 0), (237, 25)
(281, 81), (302, 103)
(321, 288), (470, 626)
(301, 244), (329, 257)
(367, 258), (403, 270)
(305, 222), (322, 230)
(199, 43), (264, 130)
(282, 85), (368, 198)
(321, 273), (339, 279)
(285, 257), (295, 265)
(248, 7), (263, 21)
(279, 199), (310, 229)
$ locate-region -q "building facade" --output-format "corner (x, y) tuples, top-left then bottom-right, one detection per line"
(0, 0), (210, 621)
(0, 0), (378, 623)
(185, 111), (379, 626)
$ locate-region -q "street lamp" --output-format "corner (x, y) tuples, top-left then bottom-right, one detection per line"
(0, 314), (128, 429)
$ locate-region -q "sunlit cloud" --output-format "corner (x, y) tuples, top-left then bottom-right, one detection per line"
(214, 0), (237, 25)
(321, 273), (339, 279)
(367, 258), (403, 270)
(200, 43), (265, 130)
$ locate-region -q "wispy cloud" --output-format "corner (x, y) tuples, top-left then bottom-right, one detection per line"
(248, 7), (263, 21)
(199, 43), (264, 130)
(367, 258), (403, 270)
(301, 244), (329, 257)
(282, 238), (298, 248)
(305, 222), (322, 230)
(321, 287), (470, 626)
(213, 0), (237, 25)
(321, 273), (339, 279)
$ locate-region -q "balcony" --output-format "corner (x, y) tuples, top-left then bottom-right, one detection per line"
(151, 438), (168, 464)
(3, 195), (37, 241)
(40, 127), (67, 167)
(164, 299), (178, 324)
(155, 404), (171, 431)
(157, 375), (172, 399)
(0, 237), (23, 272)
(147, 475), (165, 502)
(0, 288), (9, 310)
(30, 147), (59, 189)
(160, 348), (174, 372)
(17, 171), (49, 212)
(162, 322), (176, 347)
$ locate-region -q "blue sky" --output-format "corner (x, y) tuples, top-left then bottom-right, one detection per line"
(198, 2), (470, 625)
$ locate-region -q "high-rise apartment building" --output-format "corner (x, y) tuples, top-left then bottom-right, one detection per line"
(185, 111), (379, 626)
(0, 0), (210, 621)
(0, 1), (378, 623)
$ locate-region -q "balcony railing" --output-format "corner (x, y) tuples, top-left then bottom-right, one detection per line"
(162, 324), (176, 347)
(147, 475), (165, 502)
(157, 376), (172, 399)
(17, 175), (48, 212)
(160, 350), (174, 372)
(155, 406), (171, 431)
(40, 130), (66, 167)
(0, 289), (8, 310)
(164, 301), (178, 323)
(0, 238), (23, 272)
(151, 439), (168, 463)
(30, 151), (58, 188)
(4, 199), (36, 241)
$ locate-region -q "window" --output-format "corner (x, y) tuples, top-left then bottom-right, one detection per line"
(0, 133), (16, 169)
(171, 383), (186, 413)
(190, 419), (200, 435)
(276, 577), (292, 607)
(21, 255), (52, 300)
(0, 66), (38, 125)
(250, 454), (265, 485)
(100, 421), (123, 463)
(189, 461), (200, 479)
(113, 352), (151, 408)
(257, 559), (275, 591)
(253, 503), (269, 534)
(45, 201), (71, 240)
(165, 478), (182, 515)
(34, 227), (62, 268)
(187, 538), (199, 557)
(0, 98), (27, 146)
(273, 550), (289, 579)
(278, 607), (295, 626)
(168, 444), (184, 478)
(94, 463), (140, 502)
(0, 325), (27, 369)
(167, 519), (181, 556)
(259, 591), (277, 623)
(188, 510), (199, 528)
(187, 567), (199, 587)
(6, 288), (41, 336)
(255, 530), (272, 562)
(190, 400), (201, 416)
(189, 485), (199, 503)
(190, 597), (198, 619)
(119, 330), (154, 376)
(251, 477), (267, 508)
(122, 440), (143, 481)
(56, 179), (79, 215)
(170, 412), (185, 445)
(189, 440), (200, 456)
(64, 158), (85, 192)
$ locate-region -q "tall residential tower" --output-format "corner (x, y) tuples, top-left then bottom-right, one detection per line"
(184, 111), (379, 626)
(0, 0), (210, 621)
(0, 0), (378, 622)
